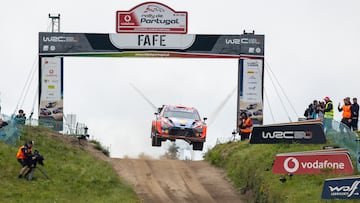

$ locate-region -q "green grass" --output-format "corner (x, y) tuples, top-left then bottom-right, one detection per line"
(204, 140), (359, 203)
(0, 126), (139, 203)
(90, 139), (110, 157)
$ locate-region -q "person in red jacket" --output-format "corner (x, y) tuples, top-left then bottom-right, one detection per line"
(338, 97), (352, 133)
(16, 141), (35, 178)
(238, 112), (253, 140)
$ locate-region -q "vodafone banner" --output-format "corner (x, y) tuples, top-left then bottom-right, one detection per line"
(272, 151), (354, 174)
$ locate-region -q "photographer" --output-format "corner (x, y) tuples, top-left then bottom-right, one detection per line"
(16, 140), (35, 179)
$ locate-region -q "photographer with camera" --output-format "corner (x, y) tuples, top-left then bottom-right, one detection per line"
(16, 140), (35, 179)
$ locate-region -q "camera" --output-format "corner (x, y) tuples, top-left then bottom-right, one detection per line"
(25, 150), (49, 180)
(32, 150), (45, 166)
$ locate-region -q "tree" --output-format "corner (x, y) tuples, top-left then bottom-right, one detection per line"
(160, 142), (179, 160)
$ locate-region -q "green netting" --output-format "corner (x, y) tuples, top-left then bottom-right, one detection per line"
(0, 114), (23, 145)
(323, 118), (360, 173)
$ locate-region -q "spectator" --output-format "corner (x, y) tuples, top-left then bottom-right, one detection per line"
(304, 104), (313, 120)
(311, 100), (319, 119)
(338, 97), (352, 133)
(304, 100), (319, 120)
(14, 109), (26, 125)
(323, 96), (334, 133)
(238, 111), (253, 140)
(317, 101), (325, 120)
(351, 97), (359, 131)
(0, 118), (8, 128)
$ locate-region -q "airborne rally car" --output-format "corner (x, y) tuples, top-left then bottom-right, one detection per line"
(151, 105), (207, 151)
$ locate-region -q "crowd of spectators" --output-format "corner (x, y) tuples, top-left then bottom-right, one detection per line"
(304, 97), (359, 131)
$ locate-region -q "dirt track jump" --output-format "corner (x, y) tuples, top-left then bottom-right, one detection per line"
(111, 158), (243, 203)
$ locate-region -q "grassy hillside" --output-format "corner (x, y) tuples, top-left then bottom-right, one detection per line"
(204, 140), (359, 203)
(0, 126), (139, 203)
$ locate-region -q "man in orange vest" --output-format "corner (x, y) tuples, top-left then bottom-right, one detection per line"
(16, 140), (35, 179)
(238, 112), (253, 140)
(338, 97), (352, 133)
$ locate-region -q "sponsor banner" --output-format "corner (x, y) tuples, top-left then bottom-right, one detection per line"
(322, 176), (360, 199)
(241, 59), (263, 103)
(238, 58), (264, 126)
(39, 57), (63, 131)
(39, 32), (265, 57)
(272, 152), (354, 174)
(40, 57), (62, 101)
(249, 121), (326, 144)
(116, 2), (187, 34)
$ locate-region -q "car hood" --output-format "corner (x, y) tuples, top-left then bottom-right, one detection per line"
(165, 117), (200, 128)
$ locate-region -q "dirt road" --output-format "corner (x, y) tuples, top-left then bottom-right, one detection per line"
(111, 158), (243, 203)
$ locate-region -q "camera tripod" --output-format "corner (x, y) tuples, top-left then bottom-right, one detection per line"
(25, 165), (49, 181)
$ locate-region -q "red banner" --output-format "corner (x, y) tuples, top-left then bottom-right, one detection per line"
(272, 152), (353, 174)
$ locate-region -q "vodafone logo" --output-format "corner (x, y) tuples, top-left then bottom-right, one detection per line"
(124, 15), (131, 23)
(284, 157), (299, 173)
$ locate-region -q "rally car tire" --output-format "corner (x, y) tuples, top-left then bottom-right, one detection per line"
(152, 135), (162, 147)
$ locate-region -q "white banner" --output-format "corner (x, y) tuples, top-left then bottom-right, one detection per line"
(242, 59), (263, 103)
(41, 57), (61, 101)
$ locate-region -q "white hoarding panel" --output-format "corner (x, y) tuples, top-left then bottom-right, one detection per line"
(242, 59), (263, 103)
(41, 57), (61, 101)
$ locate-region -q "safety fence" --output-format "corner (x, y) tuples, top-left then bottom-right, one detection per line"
(323, 119), (360, 172)
(0, 114), (87, 145)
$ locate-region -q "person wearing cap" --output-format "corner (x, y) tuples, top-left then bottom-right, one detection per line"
(351, 97), (359, 131)
(323, 96), (334, 133)
(338, 97), (352, 133)
(16, 140), (35, 179)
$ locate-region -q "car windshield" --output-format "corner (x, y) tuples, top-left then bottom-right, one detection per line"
(163, 110), (200, 120)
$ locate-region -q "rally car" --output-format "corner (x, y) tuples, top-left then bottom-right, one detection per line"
(151, 105), (207, 151)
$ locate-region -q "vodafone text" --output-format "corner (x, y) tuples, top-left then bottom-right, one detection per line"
(300, 160), (345, 170)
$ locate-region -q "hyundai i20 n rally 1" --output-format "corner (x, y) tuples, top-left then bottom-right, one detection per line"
(151, 105), (207, 151)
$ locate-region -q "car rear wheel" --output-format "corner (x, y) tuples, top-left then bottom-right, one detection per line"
(192, 142), (203, 151)
(152, 135), (162, 147)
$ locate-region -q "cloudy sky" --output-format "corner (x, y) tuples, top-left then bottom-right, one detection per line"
(1, 0), (360, 159)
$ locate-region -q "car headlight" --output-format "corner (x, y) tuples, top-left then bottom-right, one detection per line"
(161, 123), (171, 129)
(161, 120), (172, 130)
(194, 126), (204, 133)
